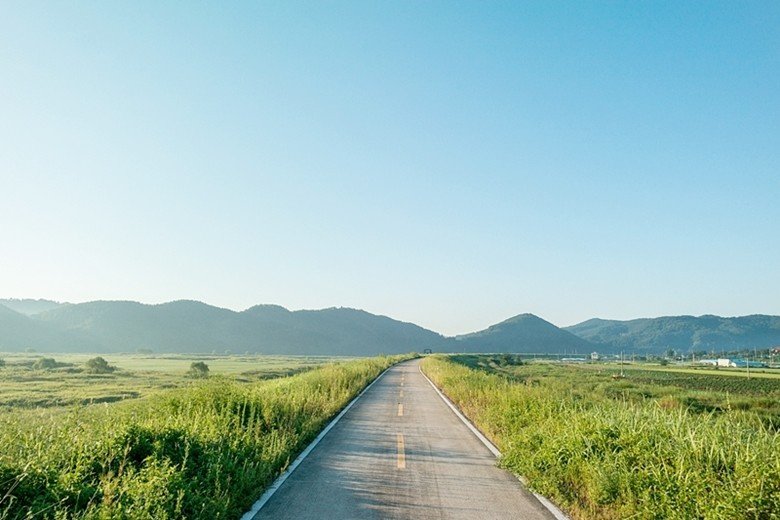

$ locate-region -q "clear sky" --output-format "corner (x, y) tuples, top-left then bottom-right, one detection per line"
(1, 2), (778, 335)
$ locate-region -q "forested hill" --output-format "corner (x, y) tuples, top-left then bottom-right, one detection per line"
(565, 315), (780, 353)
(0, 303), (97, 351)
(0, 300), (452, 355)
(455, 313), (596, 354)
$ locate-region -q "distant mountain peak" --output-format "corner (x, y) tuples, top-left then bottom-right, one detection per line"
(243, 304), (291, 315)
(501, 313), (545, 323)
(456, 312), (594, 354)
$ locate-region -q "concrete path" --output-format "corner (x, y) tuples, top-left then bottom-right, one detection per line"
(253, 358), (557, 519)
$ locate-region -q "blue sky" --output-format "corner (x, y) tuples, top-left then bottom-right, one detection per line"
(1, 2), (778, 334)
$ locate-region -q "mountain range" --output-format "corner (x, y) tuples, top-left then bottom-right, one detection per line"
(0, 300), (449, 356)
(1, 299), (779, 355)
(564, 315), (780, 353)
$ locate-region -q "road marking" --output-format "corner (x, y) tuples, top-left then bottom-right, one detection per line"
(399, 389), (404, 398)
(240, 366), (395, 520)
(401, 381), (404, 387)
(397, 403), (404, 416)
(396, 433), (406, 469)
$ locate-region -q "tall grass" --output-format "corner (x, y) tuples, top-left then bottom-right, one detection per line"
(0, 355), (409, 519)
(421, 356), (780, 520)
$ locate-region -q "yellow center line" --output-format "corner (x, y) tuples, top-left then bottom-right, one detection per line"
(397, 403), (404, 416)
(396, 433), (406, 469)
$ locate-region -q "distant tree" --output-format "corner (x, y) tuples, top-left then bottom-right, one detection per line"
(33, 357), (57, 370)
(0, 358), (5, 368)
(85, 356), (115, 374)
(136, 348), (153, 355)
(659, 358), (670, 366)
(187, 361), (209, 378)
(496, 354), (522, 367)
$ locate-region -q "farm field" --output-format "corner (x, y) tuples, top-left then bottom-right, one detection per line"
(0, 354), (412, 519)
(602, 363), (780, 380)
(421, 355), (780, 520)
(0, 353), (340, 410)
(460, 355), (780, 423)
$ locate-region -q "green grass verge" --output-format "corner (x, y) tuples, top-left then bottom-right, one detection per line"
(421, 355), (780, 520)
(0, 354), (412, 519)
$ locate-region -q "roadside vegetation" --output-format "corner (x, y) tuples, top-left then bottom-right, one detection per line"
(0, 354), (411, 519)
(421, 355), (780, 520)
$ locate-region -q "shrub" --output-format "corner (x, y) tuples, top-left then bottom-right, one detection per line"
(186, 361), (210, 379)
(0, 358), (5, 368)
(85, 356), (115, 374)
(32, 357), (57, 370)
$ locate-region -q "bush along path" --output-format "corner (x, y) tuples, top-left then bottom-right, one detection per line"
(0, 355), (411, 519)
(420, 356), (780, 520)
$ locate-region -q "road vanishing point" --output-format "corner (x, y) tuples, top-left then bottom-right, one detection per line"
(251, 358), (560, 519)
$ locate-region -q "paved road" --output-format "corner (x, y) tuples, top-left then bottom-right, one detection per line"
(253, 358), (558, 519)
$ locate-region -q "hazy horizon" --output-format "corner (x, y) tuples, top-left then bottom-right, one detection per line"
(2, 3), (778, 336)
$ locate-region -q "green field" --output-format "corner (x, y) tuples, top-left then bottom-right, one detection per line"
(0, 353), (413, 519)
(422, 355), (780, 520)
(603, 363), (780, 380)
(459, 355), (780, 425)
(0, 353), (340, 409)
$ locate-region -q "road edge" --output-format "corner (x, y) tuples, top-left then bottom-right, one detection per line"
(418, 362), (570, 520)
(240, 364), (395, 520)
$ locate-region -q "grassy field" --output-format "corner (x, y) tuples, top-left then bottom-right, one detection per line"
(461, 355), (780, 425)
(601, 362), (780, 380)
(0, 353), (339, 409)
(0, 353), (413, 519)
(421, 355), (780, 520)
